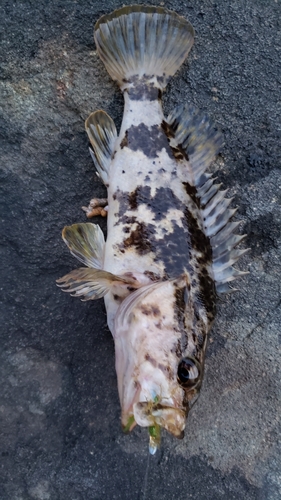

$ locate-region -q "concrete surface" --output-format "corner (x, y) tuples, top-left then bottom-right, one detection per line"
(1, 0), (281, 499)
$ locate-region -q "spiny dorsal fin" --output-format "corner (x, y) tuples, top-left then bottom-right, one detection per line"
(165, 104), (249, 293)
(62, 223), (105, 269)
(57, 268), (138, 301)
(85, 110), (117, 185)
(203, 192), (249, 292)
(94, 5), (194, 90)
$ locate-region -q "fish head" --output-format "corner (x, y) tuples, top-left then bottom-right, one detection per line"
(114, 274), (208, 452)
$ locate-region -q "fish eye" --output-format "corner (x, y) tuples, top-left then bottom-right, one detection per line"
(177, 358), (200, 387)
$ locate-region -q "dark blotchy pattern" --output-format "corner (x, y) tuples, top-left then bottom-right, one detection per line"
(139, 304), (161, 317)
(122, 221), (154, 254)
(129, 185), (179, 219)
(122, 123), (175, 159)
(114, 185), (177, 222)
(116, 185), (192, 274)
(122, 74), (166, 100)
(124, 82), (162, 101)
(116, 185), (215, 318)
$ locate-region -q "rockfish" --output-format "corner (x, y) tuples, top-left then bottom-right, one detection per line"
(57, 5), (248, 453)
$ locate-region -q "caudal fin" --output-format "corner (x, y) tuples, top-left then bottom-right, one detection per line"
(94, 5), (194, 90)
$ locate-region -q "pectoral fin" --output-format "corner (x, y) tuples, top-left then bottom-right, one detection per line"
(57, 268), (138, 301)
(59, 223), (145, 301)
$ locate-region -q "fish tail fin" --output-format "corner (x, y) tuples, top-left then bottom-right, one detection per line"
(94, 5), (194, 90)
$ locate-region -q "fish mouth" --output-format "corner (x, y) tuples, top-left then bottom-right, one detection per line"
(122, 400), (186, 453)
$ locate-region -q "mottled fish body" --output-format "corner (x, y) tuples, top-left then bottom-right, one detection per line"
(57, 5), (248, 453)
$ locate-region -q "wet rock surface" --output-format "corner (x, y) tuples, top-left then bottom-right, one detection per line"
(1, 1), (280, 499)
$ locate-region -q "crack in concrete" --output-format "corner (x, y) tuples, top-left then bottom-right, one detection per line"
(245, 296), (281, 339)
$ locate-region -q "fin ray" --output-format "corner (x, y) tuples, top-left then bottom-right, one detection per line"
(214, 267), (249, 284)
(57, 268), (144, 302)
(206, 209), (238, 238)
(213, 248), (250, 272)
(212, 233), (246, 260)
(200, 182), (222, 206)
(57, 268), (125, 301)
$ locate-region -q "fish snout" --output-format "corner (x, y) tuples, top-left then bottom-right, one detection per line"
(133, 401), (186, 438)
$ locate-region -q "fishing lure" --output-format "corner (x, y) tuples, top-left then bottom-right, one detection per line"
(57, 5), (248, 454)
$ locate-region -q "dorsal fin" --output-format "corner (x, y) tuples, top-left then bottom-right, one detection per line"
(85, 110), (117, 185)
(165, 105), (249, 293)
(165, 104), (223, 185)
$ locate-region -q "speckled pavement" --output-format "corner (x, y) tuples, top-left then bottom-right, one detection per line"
(1, 1), (281, 499)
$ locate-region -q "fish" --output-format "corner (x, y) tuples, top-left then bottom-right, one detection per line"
(57, 5), (248, 454)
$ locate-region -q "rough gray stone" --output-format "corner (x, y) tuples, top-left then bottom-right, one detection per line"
(1, 0), (280, 499)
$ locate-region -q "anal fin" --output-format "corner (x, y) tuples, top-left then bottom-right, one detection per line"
(85, 110), (117, 185)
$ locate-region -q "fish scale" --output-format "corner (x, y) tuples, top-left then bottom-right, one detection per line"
(57, 4), (249, 454)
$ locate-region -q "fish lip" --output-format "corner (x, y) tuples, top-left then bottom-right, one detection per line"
(122, 400), (187, 438)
